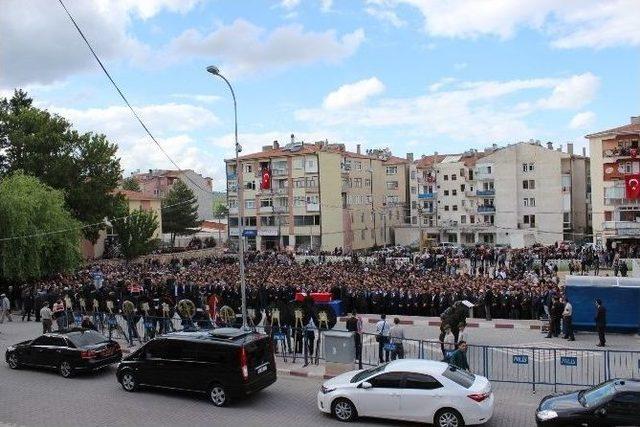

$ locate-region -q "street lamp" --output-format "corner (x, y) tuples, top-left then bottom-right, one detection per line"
(206, 65), (248, 331)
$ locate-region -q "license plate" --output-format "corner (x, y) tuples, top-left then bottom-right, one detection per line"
(256, 364), (268, 374)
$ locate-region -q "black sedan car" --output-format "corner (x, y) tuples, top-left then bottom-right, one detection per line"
(536, 379), (640, 426)
(5, 328), (122, 378)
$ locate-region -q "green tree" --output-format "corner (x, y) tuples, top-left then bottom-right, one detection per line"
(162, 179), (200, 245)
(213, 202), (229, 219)
(0, 90), (122, 242)
(110, 201), (159, 259)
(121, 176), (141, 192)
(0, 172), (81, 281)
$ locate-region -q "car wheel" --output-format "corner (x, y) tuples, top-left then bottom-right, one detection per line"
(59, 361), (73, 378)
(435, 408), (464, 427)
(120, 372), (138, 392)
(7, 353), (20, 369)
(209, 384), (228, 407)
(332, 398), (357, 422)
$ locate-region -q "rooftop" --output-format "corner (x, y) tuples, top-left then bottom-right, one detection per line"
(586, 117), (640, 138)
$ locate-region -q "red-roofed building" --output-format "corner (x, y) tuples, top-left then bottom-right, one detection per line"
(588, 116), (640, 248)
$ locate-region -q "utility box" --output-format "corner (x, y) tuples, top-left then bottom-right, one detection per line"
(324, 330), (355, 364)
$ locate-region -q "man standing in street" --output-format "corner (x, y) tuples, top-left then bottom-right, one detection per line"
(345, 311), (363, 368)
(484, 288), (493, 321)
(40, 302), (53, 334)
(0, 293), (12, 323)
(375, 314), (390, 364)
(389, 317), (405, 360)
(562, 297), (575, 341)
(595, 299), (606, 347)
(449, 341), (470, 371)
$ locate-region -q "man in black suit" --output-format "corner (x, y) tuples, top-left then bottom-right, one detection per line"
(345, 311), (362, 369)
(595, 298), (607, 347)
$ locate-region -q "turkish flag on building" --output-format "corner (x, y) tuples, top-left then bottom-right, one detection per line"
(626, 174), (640, 199)
(631, 148), (638, 158)
(260, 167), (271, 190)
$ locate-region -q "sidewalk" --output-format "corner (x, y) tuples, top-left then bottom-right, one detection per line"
(339, 314), (544, 330)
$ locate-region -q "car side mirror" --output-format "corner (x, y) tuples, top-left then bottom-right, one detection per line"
(596, 408), (607, 417)
(360, 382), (372, 390)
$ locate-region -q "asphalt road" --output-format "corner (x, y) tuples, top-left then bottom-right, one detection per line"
(0, 321), (547, 427)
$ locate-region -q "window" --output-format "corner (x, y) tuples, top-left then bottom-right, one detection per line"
(197, 344), (226, 364)
(410, 186), (416, 194)
(260, 216), (275, 226)
(523, 198), (529, 207)
(293, 158), (304, 170)
(530, 198), (535, 207)
(460, 184), (465, 191)
(410, 170), (416, 180)
(306, 195), (319, 205)
(364, 178), (371, 187)
(443, 190), (449, 196)
(354, 178), (363, 188)
(245, 181), (256, 190)
(293, 215), (321, 226)
(369, 372), (404, 388)
(460, 215), (466, 224)
(411, 201), (417, 209)
(293, 196), (305, 207)
(459, 168), (465, 177)
(452, 189), (457, 196)
(243, 164), (253, 174)
(452, 174), (457, 181)
(529, 163), (535, 171)
(306, 176), (318, 188)
(386, 166), (398, 175)
(522, 163), (528, 173)
(442, 367), (475, 389)
(361, 213), (365, 223)
(444, 205), (449, 211)
(305, 157), (318, 172)
(242, 217), (257, 226)
(470, 215), (475, 224)
(67, 331), (108, 347)
(523, 179), (535, 189)
(404, 374), (443, 390)
(386, 181), (399, 190)
(355, 161), (362, 171)
(452, 205), (458, 211)
(530, 180), (535, 189)
(260, 198), (272, 207)
(443, 174), (449, 181)
(32, 336), (60, 346)
(245, 200), (255, 209)
(522, 180), (528, 190)
(144, 339), (167, 359)
(361, 230), (366, 240)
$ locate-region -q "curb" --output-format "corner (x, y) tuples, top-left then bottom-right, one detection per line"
(342, 316), (542, 330)
(277, 368), (333, 380)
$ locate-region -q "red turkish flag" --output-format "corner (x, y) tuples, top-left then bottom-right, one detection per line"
(626, 174), (640, 199)
(260, 167), (271, 190)
(631, 148), (638, 158)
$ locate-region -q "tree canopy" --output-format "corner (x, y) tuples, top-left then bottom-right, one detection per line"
(121, 176), (141, 192)
(162, 179), (200, 245)
(0, 90), (122, 242)
(0, 172), (82, 281)
(109, 200), (159, 259)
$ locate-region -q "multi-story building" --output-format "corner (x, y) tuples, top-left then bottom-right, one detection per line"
(224, 138), (410, 252)
(397, 141), (590, 247)
(587, 116), (640, 248)
(132, 169), (214, 220)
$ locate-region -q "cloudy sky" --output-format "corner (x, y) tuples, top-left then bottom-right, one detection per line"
(2, 0), (638, 190)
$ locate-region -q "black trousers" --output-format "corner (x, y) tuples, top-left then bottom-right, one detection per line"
(597, 325), (606, 345)
(378, 337), (389, 363)
(354, 333), (362, 364)
(563, 316), (575, 340)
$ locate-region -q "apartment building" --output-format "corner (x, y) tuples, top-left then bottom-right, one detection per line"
(587, 116), (640, 248)
(397, 141), (590, 248)
(224, 138), (410, 252)
(132, 169), (214, 220)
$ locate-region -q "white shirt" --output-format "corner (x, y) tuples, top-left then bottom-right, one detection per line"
(375, 319), (390, 337)
(563, 302), (573, 317)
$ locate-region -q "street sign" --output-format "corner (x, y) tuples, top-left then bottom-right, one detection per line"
(512, 355), (529, 364)
(242, 229), (257, 237)
(560, 356), (578, 366)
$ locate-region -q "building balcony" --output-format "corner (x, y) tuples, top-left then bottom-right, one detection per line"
(474, 171), (494, 180)
(306, 186), (320, 193)
(227, 172), (237, 180)
(272, 169), (289, 176)
(306, 203), (320, 212)
(517, 223), (536, 229)
(417, 192), (435, 199)
(258, 226), (280, 236)
(603, 147), (639, 159)
(476, 189), (495, 196)
(477, 205), (495, 213)
(602, 221), (640, 236)
(273, 205), (289, 214)
(259, 206), (274, 214)
(273, 187), (288, 195)
(229, 207), (239, 215)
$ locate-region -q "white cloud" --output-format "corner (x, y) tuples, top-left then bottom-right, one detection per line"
(0, 0), (202, 87)
(166, 20), (365, 77)
(537, 73), (600, 109)
(428, 77), (456, 92)
(453, 62), (467, 71)
(365, 7), (406, 27)
(368, 0), (640, 49)
(280, 0), (301, 9)
(320, 0), (333, 12)
(296, 73), (600, 143)
(569, 111), (596, 129)
(171, 93), (221, 104)
(47, 102), (220, 178)
(323, 77), (385, 109)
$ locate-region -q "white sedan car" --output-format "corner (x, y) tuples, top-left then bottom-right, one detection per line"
(317, 359), (493, 426)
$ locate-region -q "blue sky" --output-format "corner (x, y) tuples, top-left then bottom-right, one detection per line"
(1, 0), (638, 190)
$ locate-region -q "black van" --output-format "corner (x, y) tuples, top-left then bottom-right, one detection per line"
(116, 328), (276, 406)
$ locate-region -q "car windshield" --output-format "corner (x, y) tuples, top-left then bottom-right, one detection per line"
(442, 365), (476, 388)
(579, 382), (617, 408)
(67, 331), (109, 348)
(350, 363), (388, 383)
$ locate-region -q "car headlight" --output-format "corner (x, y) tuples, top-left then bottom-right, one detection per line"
(320, 385), (336, 394)
(537, 410), (558, 421)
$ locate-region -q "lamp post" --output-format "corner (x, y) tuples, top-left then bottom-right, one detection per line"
(206, 65), (248, 331)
